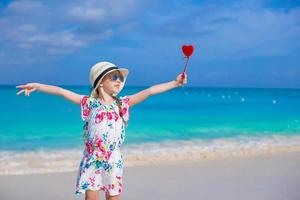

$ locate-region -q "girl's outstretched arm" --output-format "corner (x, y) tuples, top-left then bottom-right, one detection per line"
(128, 72), (187, 107)
(16, 83), (81, 105)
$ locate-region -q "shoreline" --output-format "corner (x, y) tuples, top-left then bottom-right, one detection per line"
(0, 145), (300, 176)
(0, 150), (299, 200)
(1, 136), (300, 175)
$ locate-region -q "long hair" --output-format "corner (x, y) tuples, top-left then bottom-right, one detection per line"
(112, 95), (127, 127)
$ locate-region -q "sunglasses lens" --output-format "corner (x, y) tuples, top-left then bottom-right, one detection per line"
(112, 74), (118, 81)
(119, 75), (124, 82)
(110, 74), (124, 82)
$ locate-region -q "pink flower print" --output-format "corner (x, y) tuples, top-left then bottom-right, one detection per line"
(121, 107), (127, 117)
(106, 112), (113, 120)
(108, 184), (115, 190)
(82, 96), (88, 105)
(89, 176), (95, 187)
(112, 111), (119, 121)
(116, 176), (122, 180)
(98, 145), (106, 155)
(95, 112), (105, 124)
(100, 186), (108, 193)
(94, 137), (103, 150)
(101, 149), (106, 155)
(104, 151), (112, 160)
(85, 141), (93, 154)
(123, 97), (129, 104)
(95, 151), (99, 157)
(82, 107), (91, 119)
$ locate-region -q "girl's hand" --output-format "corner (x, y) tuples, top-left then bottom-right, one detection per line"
(175, 72), (188, 86)
(16, 83), (39, 96)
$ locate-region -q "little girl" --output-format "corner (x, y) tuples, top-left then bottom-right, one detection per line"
(16, 61), (187, 200)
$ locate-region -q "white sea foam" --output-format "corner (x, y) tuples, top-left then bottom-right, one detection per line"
(1, 135), (300, 175)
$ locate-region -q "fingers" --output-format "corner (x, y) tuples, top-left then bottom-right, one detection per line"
(16, 83), (34, 89)
(24, 88), (35, 96)
(27, 88), (36, 96)
(181, 72), (187, 84)
(16, 84), (27, 95)
(16, 89), (29, 96)
(22, 89), (30, 96)
(16, 89), (25, 95)
(179, 73), (187, 81)
(180, 72), (187, 78)
(176, 73), (188, 86)
(16, 83), (36, 96)
(16, 85), (25, 89)
(16, 90), (23, 95)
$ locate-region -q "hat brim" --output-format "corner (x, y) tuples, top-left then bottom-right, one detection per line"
(91, 68), (129, 98)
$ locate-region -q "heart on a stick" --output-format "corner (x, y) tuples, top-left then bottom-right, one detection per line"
(182, 45), (194, 58)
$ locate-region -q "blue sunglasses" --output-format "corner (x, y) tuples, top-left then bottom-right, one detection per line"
(109, 73), (124, 82)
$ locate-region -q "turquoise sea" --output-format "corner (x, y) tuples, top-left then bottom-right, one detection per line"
(1, 85), (300, 174)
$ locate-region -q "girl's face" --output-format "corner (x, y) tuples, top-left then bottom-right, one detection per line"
(97, 70), (123, 96)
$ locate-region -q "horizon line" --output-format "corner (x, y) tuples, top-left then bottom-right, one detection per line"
(3, 83), (300, 90)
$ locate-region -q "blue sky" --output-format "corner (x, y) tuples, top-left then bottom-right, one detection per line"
(0, 0), (300, 88)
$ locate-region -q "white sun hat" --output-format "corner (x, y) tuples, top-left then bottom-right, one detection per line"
(89, 61), (129, 98)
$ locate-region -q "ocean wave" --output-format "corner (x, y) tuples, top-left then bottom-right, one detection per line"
(1, 135), (300, 175)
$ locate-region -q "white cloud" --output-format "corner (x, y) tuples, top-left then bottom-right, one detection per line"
(140, 2), (300, 60)
(66, 0), (141, 23)
(69, 6), (106, 22)
(0, 0), (142, 55)
(0, 0), (299, 67)
(6, 0), (44, 14)
(208, 6), (300, 59)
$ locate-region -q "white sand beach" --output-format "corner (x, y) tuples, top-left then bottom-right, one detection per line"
(0, 150), (300, 200)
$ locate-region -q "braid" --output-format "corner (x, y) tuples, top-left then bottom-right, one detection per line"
(112, 96), (127, 127)
(94, 88), (127, 127)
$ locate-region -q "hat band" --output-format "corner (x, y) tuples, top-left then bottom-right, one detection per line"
(93, 66), (118, 88)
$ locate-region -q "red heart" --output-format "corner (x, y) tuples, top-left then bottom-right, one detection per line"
(182, 45), (194, 57)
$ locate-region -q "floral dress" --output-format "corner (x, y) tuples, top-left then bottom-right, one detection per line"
(75, 95), (130, 196)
